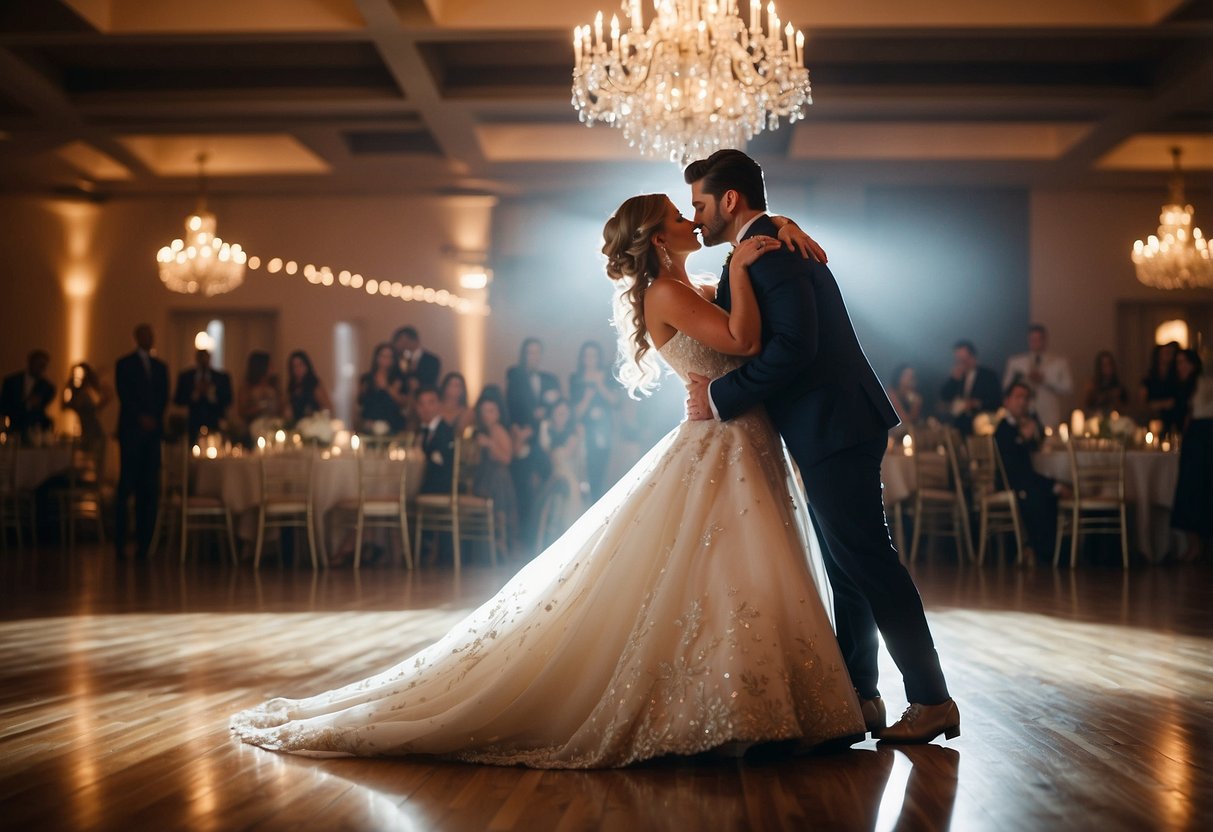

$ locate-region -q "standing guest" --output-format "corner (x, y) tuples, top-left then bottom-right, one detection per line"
(1173, 349), (1201, 433)
(286, 350), (332, 422)
(994, 381), (1071, 565)
(537, 398), (585, 540)
(438, 372), (474, 434)
(471, 394), (517, 556)
(174, 349), (232, 441)
(392, 326), (442, 392)
(938, 340), (1001, 435)
(416, 386), (455, 495)
(506, 338), (560, 545)
(63, 362), (111, 455)
(569, 340), (619, 500)
(1141, 341), (1181, 434)
(358, 343), (408, 434)
(1002, 324), (1073, 428)
(114, 324), (168, 560)
(1, 349), (55, 439)
(885, 363), (923, 426)
(1083, 350), (1129, 415)
(1171, 351), (1212, 561)
(237, 351), (283, 441)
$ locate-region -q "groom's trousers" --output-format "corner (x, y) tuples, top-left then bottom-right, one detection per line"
(800, 436), (950, 705)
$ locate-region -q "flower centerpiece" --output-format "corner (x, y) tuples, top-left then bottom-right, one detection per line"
(296, 411), (340, 446)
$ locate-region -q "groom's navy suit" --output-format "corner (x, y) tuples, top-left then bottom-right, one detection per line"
(713, 215), (949, 705)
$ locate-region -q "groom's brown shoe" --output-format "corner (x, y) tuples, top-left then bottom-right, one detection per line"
(879, 699), (960, 744)
(858, 693), (886, 737)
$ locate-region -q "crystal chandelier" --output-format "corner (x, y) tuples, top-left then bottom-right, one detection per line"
(572, 0), (810, 165)
(157, 153), (246, 296)
(1131, 146), (1213, 290)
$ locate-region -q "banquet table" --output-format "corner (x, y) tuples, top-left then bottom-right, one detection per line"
(191, 449), (427, 548)
(880, 446), (1180, 560)
(11, 446), (73, 491)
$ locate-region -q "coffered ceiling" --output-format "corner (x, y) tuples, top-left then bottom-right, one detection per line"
(0, 0), (1210, 199)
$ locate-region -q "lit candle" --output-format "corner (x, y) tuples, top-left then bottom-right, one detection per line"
(610, 13), (619, 47)
(768, 2), (779, 38)
(1070, 409), (1084, 438)
(784, 21), (793, 56)
(1161, 439), (1171, 452)
(351, 434), (361, 452)
(902, 433), (913, 456)
(795, 29), (804, 64)
(573, 27), (582, 70)
(257, 436), (266, 452)
(751, 0), (759, 31)
(1145, 430), (1154, 447)
(595, 11), (603, 49)
(1058, 423), (1069, 442)
(192, 444), (201, 458)
(205, 446), (218, 459)
(274, 429), (286, 445)
(631, 0), (642, 31)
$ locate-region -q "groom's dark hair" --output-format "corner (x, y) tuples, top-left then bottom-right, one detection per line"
(683, 149), (767, 211)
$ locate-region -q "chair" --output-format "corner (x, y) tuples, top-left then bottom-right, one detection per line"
(413, 435), (496, 574)
(906, 424), (973, 563)
(0, 441), (37, 550)
(331, 446), (413, 569)
(254, 451), (322, 569)
(53, 438), (107, 550)
(159, 441), (238, 564)
(968, 434), (1026, 565)
(1054, 438), (1129, 569)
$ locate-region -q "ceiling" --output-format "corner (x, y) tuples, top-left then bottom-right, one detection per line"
(0, 0), (1211, 200)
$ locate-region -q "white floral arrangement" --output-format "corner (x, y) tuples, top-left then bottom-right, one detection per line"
(1086, 413), (1136, 440)
(371, 420), (391, 437)
(296, 411), (340, 445)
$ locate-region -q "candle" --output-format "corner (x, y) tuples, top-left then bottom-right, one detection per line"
(192, 444), (201, 458)
(902, 433), (913, 456)
(257, 436), (266, 452)
(1161, 439), (1171, 452)
(274, 429), (286, 444)
(751, 0), (759, 31)
(795, 29), (804, 64)
(595, 11), (603, 49)
(631, 0), (642, 31)
(610, 13), (619, 47)
(205, 446), (218, 459)
(1070, 409), (1084, 438)
(573, 27), (582, 70)
(351, 434), (361, 452)
(1058, 423), (1069, 442)
(1145, 430), (1154, 446)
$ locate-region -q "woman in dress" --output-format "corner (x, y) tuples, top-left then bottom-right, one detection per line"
(1171, 349), (1212, 561)
(471, 394), (518, 556)
(357, 343), (408, 434)
(438, 372), (474, 434)
(62, 362), (111, 468)
(1083, 350), (1128, 415)
(570, 341), (619, 501)
(286, 350), (332, 422)
(535, 397), (585, 546)
(231, 195), (864, 766)
(1141, 341), (1181, 434)
(237, 351), (282, 444)
(885, 363), (922, 426)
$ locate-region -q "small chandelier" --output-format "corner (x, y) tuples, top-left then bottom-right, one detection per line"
(157, 153), (246, 296)
(1131, 146), (1213, 290)
(572, 0), (810, 165)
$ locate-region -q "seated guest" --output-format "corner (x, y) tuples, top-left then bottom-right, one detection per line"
(358, 343), (408, 434)
(886, 363), (923, 426)
(1002, 323), (1073, 428)
(1, 349), (55, 438)
(1083, 350), (1129, 415)
(174, 349), (233, 441)
(995, 381), (1071, 564)
(939, 340), (1001, 435)
(438, 372), (474, 434)
(391, 326), (441, 392)
(286, 350), (332, 422)
(471, 394), (517, 555)
(1141, 341), (1181, 434)
(1171, 350), (1212, 561)
(415, 386), (455, 495)
(63, 362), (112, 463)
(237, 351), (283, 439)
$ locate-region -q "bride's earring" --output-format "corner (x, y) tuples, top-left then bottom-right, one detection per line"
(657, 244), (672, 270)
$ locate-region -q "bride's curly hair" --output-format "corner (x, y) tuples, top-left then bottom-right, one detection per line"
(602, 194), (667, 398)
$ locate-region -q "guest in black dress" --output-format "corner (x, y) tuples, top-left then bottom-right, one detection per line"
(286, 350), (332, 422)
(357, 343), (407, 434)
(438, 372), (473, 435)
(569, 341), (619, 501)
(1141, 341), (1181, 434)
(1083, 350), (1129, 415)
(1171, 350), (1211, 561)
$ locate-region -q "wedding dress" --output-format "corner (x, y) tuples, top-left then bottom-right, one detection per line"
(231, 332), (865, 767)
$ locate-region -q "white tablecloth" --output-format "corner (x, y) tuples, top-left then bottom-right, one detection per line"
(13, 446), (73, 491)
(880, 448), (1180, 558)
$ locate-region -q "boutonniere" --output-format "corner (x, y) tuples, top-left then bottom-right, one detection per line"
(723, 245), (735, 272)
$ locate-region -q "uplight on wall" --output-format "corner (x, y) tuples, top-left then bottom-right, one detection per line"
(458, 265), (492, 290)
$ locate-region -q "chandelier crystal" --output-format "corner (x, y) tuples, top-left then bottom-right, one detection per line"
(572, 0), (810, 165)
(157, 154), (246, 296)
(1131, 146), (1213, 290)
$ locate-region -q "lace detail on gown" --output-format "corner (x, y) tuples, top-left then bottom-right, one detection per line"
(230, 332), (864, 767)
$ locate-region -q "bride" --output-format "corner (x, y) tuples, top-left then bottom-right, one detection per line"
(230, 194), (866, 767)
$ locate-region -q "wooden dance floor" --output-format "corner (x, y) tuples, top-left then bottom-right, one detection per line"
(1, 549), (1209, 831)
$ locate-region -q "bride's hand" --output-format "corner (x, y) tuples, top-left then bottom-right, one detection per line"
(774, 219), (828, 263)
(732, 235), (780, 269)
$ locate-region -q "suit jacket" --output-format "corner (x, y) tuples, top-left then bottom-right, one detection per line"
(419, 418), (456, 494)
(506, 365), (562, 429)
(0, 371), (55, 435)
(174, 367), (233, 439)
(116, 351), (169, 441)
(397, 349), (442, 391)
(939, 366), (1002, 435)
(993, 417), (1055, 497)
(1002, 352), (1073, 428)
(711, 215), (898, 468)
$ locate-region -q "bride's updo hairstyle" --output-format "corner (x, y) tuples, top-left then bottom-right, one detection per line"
(602, 194), (667, 398)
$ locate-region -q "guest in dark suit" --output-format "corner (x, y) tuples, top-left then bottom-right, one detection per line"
(391, 326), (442, 393)
(506, 338), (560, 548)
(415, 386), (455, 495)
(1, 350), (55, 439)
(994, 381), (1071, 563)
(683, 149), (955, 743)
(115, 324), (169, 560)
(939, 340), (1002, 435)
(173, 349), (232, 441)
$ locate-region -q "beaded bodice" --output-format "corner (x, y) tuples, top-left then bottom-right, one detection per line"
(656, 332), (745, 383)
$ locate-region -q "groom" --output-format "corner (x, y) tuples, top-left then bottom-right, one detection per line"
(684, 150), (959, 744)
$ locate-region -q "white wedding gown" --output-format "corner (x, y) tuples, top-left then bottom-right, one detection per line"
(231, 333), (865, 767)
